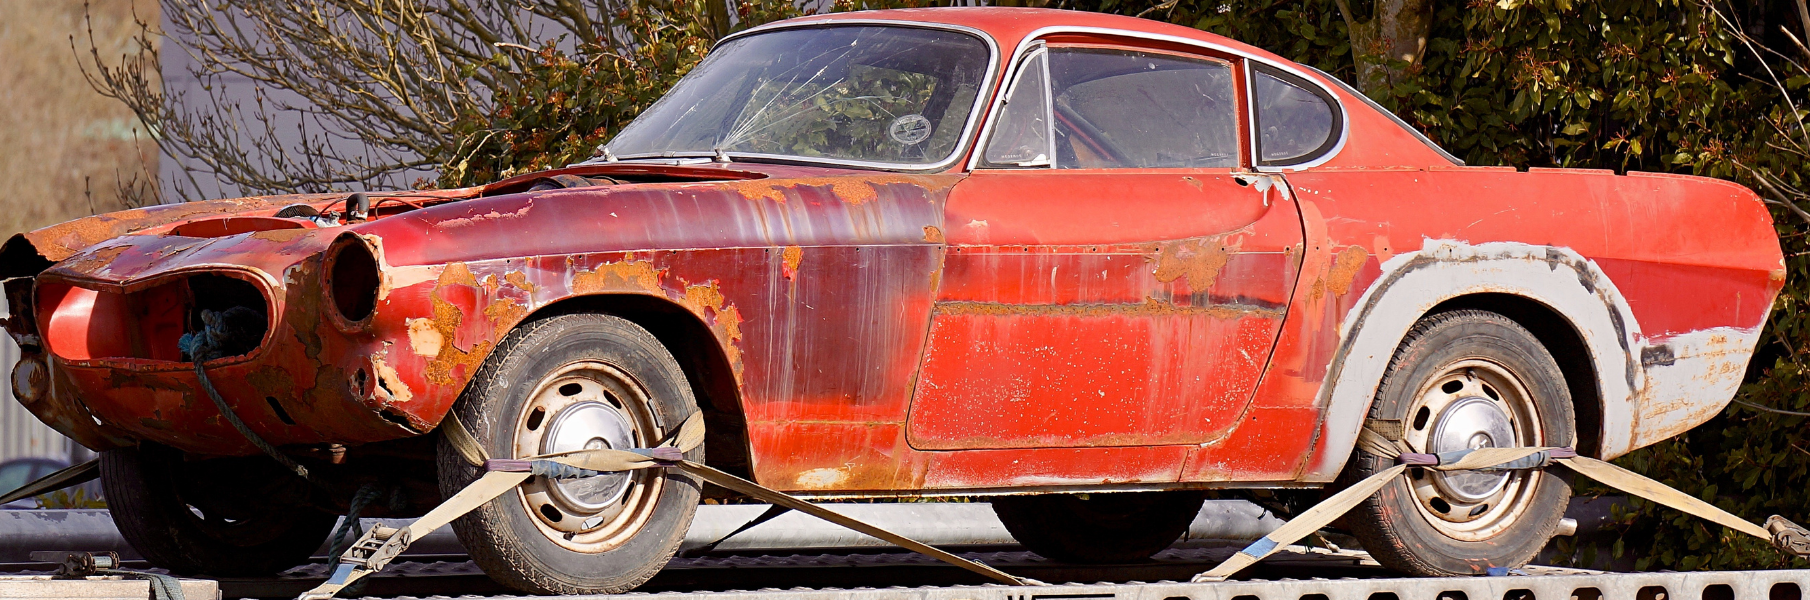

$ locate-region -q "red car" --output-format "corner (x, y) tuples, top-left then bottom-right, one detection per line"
(0, 6), (1782, 593)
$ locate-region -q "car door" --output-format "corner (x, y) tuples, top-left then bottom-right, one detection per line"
(907, 43), (1305, 450)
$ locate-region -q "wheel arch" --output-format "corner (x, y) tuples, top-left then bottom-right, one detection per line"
(1426, 293), (1603, 457)
(1301, 240), (1646, 481)
(446, 292), (754, 479)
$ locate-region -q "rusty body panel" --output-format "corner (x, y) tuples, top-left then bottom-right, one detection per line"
(1, 7), (1784, 501)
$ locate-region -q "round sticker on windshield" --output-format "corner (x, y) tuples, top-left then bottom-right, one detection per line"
(888, 114), (932, 145)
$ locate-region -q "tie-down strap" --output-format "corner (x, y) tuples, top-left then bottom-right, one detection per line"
(1191, 422), (1810, 583)
(296, 412), (1037, 600)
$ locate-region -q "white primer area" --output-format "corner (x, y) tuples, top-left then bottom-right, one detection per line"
(1302, 239), (1762, 481)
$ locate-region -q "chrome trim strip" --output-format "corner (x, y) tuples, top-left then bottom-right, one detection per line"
(584, 19), (1001, 174)
(966, 24), (1351, 171)
(1244, 59), (1259, 169)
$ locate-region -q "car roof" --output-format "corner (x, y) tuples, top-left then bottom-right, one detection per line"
(757, 8), (1291, 76)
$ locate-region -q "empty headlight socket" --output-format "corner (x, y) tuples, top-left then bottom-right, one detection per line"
(324, 233), (383, 332)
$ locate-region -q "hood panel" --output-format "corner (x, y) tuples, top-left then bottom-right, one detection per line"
(363, 173), (963, 267)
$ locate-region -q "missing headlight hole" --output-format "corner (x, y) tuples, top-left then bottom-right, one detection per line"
(327, 236), (380, 324)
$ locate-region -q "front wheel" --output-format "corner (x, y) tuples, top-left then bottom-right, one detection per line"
(437, 313), (702, 595)
(101, 444), (335, 576)
(1342, 309), (1575, 576)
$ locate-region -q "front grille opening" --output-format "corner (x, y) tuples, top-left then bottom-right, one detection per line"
(183, 274), (269, 360)
(37, 273), (269, 362)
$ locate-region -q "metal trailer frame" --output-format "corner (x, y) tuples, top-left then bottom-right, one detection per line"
(396, 569), (1808, 600)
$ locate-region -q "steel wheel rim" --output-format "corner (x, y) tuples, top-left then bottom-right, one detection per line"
(512, 360), (664, 552)
(1401, 358), (1543, 541)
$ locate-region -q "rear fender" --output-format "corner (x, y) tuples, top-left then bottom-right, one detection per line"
(1301, 239), (1763, 481)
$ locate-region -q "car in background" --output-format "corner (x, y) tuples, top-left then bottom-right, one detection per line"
(1, 457), (70, 508)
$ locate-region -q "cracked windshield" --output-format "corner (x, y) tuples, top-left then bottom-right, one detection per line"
(605, 25), (990, 166)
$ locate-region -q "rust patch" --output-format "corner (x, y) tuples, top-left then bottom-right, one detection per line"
(439, 262), (478, 287)
(807, 179), (880, 205)
(1324, 245), (1370, 297)
(503, 271), (538, 293)
(483, 297), (529, 339)
(571, 258), (663, 294)
(679, 281), (745, 374)
(682, 283), (727, 317)
(718, 179), (790, 204)
(781, 246), (803, 280)
(922, 226), (944, 243)
(422, 263), (492, 385)
(58, 245), (129, 274)
(717, 175), (937, 206)
(1152, 237), (1239, 291)
(436, 204), (533, 229)
(1182, 176), (1204, 191)
(250, 229), (310, 243)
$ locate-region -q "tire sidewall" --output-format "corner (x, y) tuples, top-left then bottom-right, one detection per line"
(101, 445), (334, 576)
(439, 314), (701, 593)
(1353, 311), (1574, 575)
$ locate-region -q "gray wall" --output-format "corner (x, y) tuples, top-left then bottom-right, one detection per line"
(0, 302), (77, 464)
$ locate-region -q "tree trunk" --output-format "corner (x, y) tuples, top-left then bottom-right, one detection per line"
(1335, 0), (1433, 99)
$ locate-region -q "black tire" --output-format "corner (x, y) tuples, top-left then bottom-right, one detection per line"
(1343, 309), (1575, 576)
(992, 490), (1206, 563)
(101, 444), (335, 576)
(437, 313), (702, 595)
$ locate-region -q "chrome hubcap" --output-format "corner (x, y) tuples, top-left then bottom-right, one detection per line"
(1427, 397), (1514, 502)
(542, 401), (635, 512)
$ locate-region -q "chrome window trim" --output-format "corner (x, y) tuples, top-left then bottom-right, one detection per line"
(975, 44), (1055, 168)
(584, 19), (1001, 173)
(966, 25), (1350, 172)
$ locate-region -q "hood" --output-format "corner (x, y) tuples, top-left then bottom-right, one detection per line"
(0, 162), (825, 282)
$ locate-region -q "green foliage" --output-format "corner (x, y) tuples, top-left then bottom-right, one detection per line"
(34, 487), (106, 510)
(1070, 0), (1810, 572)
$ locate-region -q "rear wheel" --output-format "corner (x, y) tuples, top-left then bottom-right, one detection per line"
(101, 444), (335, 576)
(438, 313), (701, 595)
(992, 490), (1205, 563)
(1343, 309), (1574, 576)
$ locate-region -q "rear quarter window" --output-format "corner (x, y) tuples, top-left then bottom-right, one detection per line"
(1253, 66), (1340, 166)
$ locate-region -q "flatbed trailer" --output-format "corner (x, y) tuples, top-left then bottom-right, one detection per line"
(4, 544), (1806, 600)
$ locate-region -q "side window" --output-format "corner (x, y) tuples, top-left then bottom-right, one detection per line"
(1047, 48), (1238, 169)
(1253, 66), (1340, 165)
(981, 51), (1052, 167)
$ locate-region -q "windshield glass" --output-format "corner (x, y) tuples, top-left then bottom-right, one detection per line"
(604, 25), (992, 167)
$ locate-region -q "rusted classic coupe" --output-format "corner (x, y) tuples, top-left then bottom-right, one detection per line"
(0, 6), (1783, 594)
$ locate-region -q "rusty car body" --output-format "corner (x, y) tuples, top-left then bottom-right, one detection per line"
(0, 6), (1783, 587)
